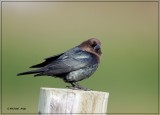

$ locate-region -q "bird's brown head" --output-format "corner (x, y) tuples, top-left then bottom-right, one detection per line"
(79, 38), (102, 57)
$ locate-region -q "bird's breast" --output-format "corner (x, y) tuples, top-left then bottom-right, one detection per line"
(65, 64), (98, 82)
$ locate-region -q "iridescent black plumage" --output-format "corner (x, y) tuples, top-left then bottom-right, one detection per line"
(17, 38), (102, 90)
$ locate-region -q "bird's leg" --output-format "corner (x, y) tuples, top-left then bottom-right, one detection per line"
(66, 82), (92, 91)
(74, 83), (92, 91)
(66, 82), (79, 90)
(71, 82), (81, 89)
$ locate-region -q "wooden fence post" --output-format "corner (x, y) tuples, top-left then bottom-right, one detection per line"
(38, 87), (109, 114)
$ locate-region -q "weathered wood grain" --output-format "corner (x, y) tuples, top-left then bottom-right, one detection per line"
(38, 87), (109, 114)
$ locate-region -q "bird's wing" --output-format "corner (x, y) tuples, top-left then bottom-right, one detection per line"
(44, 47), (98, 75)
(30, 53), (64, 68)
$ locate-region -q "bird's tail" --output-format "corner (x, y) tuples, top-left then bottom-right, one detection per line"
(17, 69), (43, 76)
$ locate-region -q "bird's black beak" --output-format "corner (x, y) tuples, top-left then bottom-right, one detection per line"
(94, 44), (102, 55)
(94, 44), (101, 50)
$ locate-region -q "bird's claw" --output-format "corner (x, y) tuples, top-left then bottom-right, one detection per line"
(66, 86), (79, 90)
(66, 85), (92, 91)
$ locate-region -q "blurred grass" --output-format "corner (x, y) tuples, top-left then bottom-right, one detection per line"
(1, 1), (158, 114)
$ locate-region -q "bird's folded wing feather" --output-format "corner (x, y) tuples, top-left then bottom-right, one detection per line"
(30, 53), (64, 68)
(44, 48), (97, 75)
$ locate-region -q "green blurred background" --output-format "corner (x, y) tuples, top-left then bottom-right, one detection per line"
(1, 1), (159, 114)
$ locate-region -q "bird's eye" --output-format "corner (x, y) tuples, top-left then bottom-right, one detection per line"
(90, 42), (96, 48)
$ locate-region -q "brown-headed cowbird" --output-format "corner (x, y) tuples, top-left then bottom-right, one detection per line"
(17, 38), (102, 90)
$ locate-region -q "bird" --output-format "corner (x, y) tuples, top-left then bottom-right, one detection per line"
(17, 38), (102, 90)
